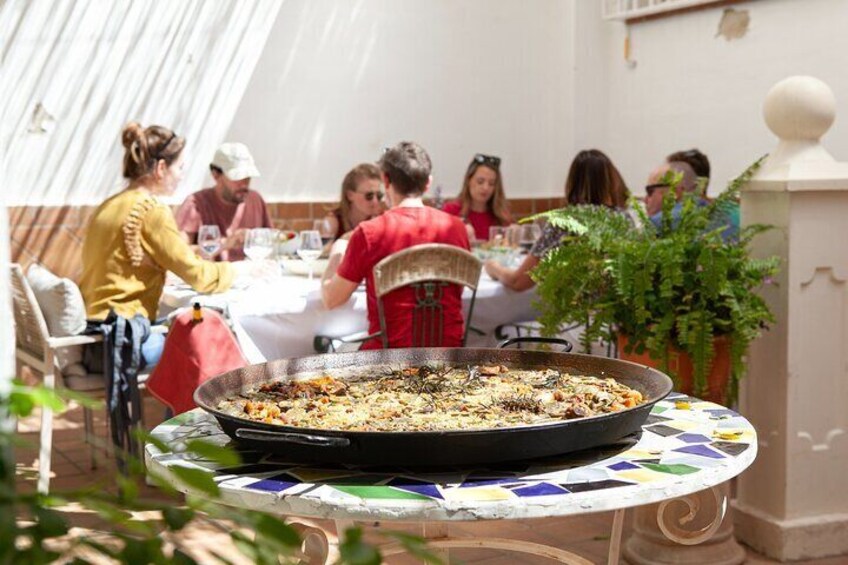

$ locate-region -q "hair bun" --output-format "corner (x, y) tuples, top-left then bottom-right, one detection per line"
(121, 122), (145, 149)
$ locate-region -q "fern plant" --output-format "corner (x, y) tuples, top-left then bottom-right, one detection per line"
(529, 158), (779, 401)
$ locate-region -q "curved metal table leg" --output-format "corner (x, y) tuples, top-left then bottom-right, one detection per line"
(350, 512), (626, 564)
(381, 537), (595, 564)
(656, 485), (727, 545)
(288, 521), (333, 565)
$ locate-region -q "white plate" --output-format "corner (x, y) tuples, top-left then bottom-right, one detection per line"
(281, 258), (329, 277)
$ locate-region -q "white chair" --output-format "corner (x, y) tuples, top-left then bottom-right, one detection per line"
(10, 264), (164, 493)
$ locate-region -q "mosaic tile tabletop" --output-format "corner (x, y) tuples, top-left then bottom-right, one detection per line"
(145, 393), (757, 522)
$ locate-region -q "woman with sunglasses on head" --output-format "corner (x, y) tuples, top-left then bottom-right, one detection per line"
(485, 149), (630, 291)
(324, 163), (385, 241)
(80, 122), (240, 367)
(442, 153), (512, 242)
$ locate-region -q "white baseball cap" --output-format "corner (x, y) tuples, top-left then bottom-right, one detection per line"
(211, 142), (260, 181)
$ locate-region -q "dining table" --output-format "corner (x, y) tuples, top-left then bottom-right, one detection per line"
(160, 266), (538, 363)
(145, 392), (757, 564)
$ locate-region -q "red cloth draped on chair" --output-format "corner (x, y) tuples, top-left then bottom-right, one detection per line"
(147, 308), (247, 415)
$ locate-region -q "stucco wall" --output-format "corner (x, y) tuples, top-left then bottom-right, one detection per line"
(593, 0), (848, 196)
(225, 0), (577, 202)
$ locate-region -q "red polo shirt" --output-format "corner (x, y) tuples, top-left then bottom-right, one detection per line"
(337, 206), (470, 349)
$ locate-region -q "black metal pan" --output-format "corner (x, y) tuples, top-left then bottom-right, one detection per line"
(193, 338), (673, 466)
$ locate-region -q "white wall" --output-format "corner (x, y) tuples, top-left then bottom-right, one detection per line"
(10, 1), (848, 206)
(1, 0), (280, 206)
(593, 0), (848, 197)
(225, 0), (577, 202)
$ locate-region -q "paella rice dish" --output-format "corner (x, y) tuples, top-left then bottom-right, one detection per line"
(217, 364), (645, 432)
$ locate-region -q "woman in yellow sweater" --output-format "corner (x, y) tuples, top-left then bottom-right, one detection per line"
(80, 122), (235, 367)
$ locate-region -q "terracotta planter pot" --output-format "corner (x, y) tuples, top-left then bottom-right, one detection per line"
(617, 334), (731, 405)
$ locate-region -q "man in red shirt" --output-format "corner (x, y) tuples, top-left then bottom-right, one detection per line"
(176, 142), (272, 261)
(322, 142), (470, 349)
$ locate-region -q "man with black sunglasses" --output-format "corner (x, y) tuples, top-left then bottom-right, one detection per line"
(321, 141), (470, 349)
(645, 148), (737, 241)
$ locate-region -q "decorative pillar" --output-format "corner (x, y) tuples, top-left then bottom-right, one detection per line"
(735, 75), (848, 561)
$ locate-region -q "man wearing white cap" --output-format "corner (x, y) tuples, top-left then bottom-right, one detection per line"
(176, 142), (272, 261)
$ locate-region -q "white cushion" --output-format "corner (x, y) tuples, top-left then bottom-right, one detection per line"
(26, 264), (87, 371)
(26, 264), (87, 336)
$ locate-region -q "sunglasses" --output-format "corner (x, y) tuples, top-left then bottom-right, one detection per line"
(473, 153), (501, 168)
(356, 190), (384, 202)
(644, 183), (667, 197)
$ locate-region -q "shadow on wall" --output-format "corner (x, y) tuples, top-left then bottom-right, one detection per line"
(1, 0), (281, 208)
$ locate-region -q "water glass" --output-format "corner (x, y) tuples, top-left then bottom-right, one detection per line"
(198, 225), (221, 259)
(244, 228), (274, 261)
(488, 226), (507, 245)
(297, 230), (323, 280)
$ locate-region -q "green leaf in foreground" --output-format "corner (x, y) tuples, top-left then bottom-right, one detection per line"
(338, 527), (381, 565)
(163, 507), (195, 531)
(184, 440), (242, 467)
(17, 385), (66, 412)
(171, 548), (200, 565)
(135, 429), (172, 454)
(33, 507), (69, 538)
(254, 513), (300, 548)
(170, 466), (220, 498)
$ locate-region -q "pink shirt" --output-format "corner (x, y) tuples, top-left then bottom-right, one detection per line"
(176, 188), (272, 261)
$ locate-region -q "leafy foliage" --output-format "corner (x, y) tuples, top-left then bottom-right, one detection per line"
(2, 383), (440, 564)
(529, 157), (779, 400)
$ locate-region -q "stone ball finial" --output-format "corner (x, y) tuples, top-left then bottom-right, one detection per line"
(763, 76), (836, 141)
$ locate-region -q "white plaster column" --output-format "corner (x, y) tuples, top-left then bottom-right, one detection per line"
(735, 75), (848, 561)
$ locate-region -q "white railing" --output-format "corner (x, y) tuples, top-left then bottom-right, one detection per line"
(602, 0), (734, 21)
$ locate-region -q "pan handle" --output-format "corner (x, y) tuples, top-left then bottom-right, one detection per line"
(497, 336), (573, 352)
(235, 428), (351, 447)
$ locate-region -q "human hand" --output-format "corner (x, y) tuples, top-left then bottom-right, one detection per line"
(464, 223), (476, 245)
(224, 229), (248, 250)
(232, 259), (279, 284)
(484, 259), (500, 280)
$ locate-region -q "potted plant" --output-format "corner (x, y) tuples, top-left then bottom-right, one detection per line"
(529, 160), (779, 404)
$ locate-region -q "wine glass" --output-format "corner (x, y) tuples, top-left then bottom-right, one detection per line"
(488, 226), (507, 245)
(297, 230), (323, 280)
(313, 218), (335, 247)
(244, 228), (274, 261)
(198, 225), (221, 259)
(517, 223), (542, 253)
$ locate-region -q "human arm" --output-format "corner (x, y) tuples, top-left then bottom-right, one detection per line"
(325, 213), (341, 239)
(484, 253), (539, 292)
(142, 203), (234, 293)
(258, 196), (273, 228)
(464, 222), (476, 244)
(174, 195), (201, 245)
(321, 242), (358, 309)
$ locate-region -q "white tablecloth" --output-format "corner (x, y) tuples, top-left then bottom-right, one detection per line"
(161, 274), (538, 362)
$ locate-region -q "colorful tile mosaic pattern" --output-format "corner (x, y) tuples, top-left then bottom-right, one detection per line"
(146, 393), (757, 522)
